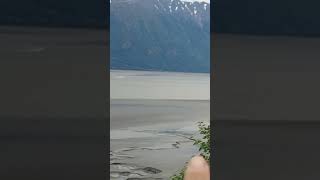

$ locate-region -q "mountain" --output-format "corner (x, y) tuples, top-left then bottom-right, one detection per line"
(110, 0), (210, 73)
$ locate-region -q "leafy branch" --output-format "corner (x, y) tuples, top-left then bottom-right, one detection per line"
(171, 121), (210, 179)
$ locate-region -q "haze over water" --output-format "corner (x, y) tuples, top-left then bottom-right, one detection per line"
(111, 70), (210, 100)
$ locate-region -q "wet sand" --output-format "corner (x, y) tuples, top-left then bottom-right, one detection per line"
(110, 70), (210, 179)
(110, 99), (209, 179)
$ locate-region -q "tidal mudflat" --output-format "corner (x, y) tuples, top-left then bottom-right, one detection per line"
(110, 70), (210, 179)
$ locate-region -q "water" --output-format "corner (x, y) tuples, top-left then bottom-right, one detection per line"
(111, 70), (210, 100)
(110, 70), (210, 179)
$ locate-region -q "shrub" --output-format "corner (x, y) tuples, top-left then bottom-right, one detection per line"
(170, 121), (210, 179)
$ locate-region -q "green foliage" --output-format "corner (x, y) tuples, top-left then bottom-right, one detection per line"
(191, 122), (210, 162)
(170, 122), (210, 179)
(170, 167), (185, 180)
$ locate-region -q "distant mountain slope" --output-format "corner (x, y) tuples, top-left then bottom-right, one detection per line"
(110, 0), (210, 73)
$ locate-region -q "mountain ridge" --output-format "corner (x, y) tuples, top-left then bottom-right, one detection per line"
(111, 0), (210, 73)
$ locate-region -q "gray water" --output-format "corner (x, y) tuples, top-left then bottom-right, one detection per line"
(111, 70), (210, 100)
(110, 70), (210, 179)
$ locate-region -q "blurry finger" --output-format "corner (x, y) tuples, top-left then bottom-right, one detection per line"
(184, 156), (210, 180)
